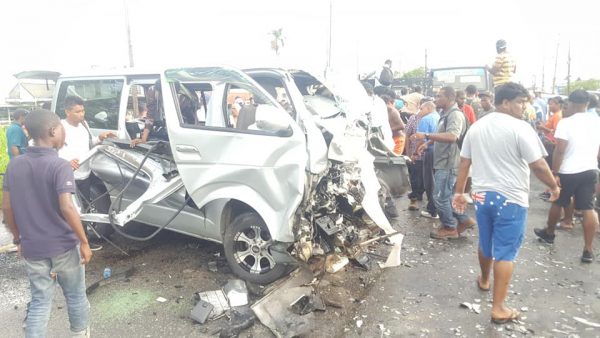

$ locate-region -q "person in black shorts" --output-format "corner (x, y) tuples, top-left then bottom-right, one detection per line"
(534, 90), (600, 263)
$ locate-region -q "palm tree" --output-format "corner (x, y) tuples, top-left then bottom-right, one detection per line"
(270, 28), (285, 56)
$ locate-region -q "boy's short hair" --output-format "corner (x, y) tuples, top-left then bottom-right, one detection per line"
(64, 95), (85, 110)
(12, 108), (29, 120)
(494, 82), (529, 106)
(25, 109), (60, 141)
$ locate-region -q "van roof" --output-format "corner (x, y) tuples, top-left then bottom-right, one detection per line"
(58, 67), (162, 79)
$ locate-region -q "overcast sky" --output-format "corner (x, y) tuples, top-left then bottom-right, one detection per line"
(1, 0), (599, 97)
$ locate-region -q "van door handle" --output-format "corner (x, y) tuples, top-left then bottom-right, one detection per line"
(175, 145), (200, 153)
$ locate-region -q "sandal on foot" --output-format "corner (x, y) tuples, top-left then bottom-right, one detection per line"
(491, 308), (520, 324)
(477, 276), (490, 291)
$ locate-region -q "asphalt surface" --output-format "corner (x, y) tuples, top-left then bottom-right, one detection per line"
(1, 176), (599, 337)
(345, 178), (600, 337)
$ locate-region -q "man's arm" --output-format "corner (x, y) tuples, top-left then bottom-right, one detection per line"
(452, 157), (472, 213)
(9, 146), (21, 157)
(58, 193), (92, 264)
(388, 109), (405, 133)
(529, 158), (560, 200)
(551, 138), (567, 174)
(2, 192), (20, 244)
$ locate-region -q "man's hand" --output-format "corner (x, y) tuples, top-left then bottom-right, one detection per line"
(99, 131), (116, 141)
(70, 159), (80, 170)
(416, 143), (427, 156)
(130, 138), (144, 147)
(548, 186), (561, 202)
(452, 193), (468, 214)
(411, 133), (426, 141)
(79, 242), (93, 265)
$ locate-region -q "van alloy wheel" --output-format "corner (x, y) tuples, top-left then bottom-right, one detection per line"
(223, 212), (288, 284)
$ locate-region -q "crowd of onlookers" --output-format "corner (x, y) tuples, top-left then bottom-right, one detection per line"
(364, 39), (600, 324)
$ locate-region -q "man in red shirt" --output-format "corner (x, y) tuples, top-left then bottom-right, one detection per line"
(456, 90), (476, 125)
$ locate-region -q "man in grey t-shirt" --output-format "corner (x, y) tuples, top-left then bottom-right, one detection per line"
(452, 83), (560, 324)
(414, 86), (475, 239)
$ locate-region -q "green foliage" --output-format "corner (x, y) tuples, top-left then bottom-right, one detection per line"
(570, 78), (600, 92)
(401, 67), (427, 79)
(0, 127), (8, 203)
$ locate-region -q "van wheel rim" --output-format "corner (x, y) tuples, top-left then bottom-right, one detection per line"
(233, 225), (276, 274)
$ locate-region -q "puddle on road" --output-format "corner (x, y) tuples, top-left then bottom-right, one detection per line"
(90, 288), (155, 321)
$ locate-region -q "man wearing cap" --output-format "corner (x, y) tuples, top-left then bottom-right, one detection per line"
(487, 40), (516, 88)
(534, 90), (600, 263)
(6, 109), (29, 159)
(478, 91), (495, 119)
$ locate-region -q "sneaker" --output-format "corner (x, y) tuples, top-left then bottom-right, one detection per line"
(464, 193), (474, 205)
(430, 227), (459, 240)
(534, 228), (555, 244)
(581, 250), (594, 263)
(89, 243), (103, 251)
(420, 210), (439, 219)
(538, 192), (551, 201)
(71, 327), (91, 337)
(408, 200), (420, 211)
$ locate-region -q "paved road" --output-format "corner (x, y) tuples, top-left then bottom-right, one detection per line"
(346, 178), (600, 337)
(1, 177), (599, 337)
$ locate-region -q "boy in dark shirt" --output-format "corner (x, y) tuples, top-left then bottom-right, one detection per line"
(3, 109), (92, 337)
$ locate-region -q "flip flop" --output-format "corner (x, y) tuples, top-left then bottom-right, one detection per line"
(491, 308), (521, 324)
(477, 276), (490, 292)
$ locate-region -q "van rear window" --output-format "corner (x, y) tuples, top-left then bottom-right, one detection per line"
(55, 79), (124, 130)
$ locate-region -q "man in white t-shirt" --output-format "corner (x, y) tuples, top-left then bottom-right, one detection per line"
(534, 90), (600, 263)
(453, 83), (559, 324)
(58, 96), (115, 246)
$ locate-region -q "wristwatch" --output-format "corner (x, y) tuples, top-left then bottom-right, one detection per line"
(13, 238), (21, 245)
(425, 133), (430, 140)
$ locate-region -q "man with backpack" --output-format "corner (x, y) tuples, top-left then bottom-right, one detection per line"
(414, 86), (475, 239)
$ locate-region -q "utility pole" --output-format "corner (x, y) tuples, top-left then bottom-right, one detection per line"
(123, 0), (134, 68)
(566, 41), (571, 94)
(123, 0), (138, 116)
(551, 39), (559, 94)
(424, 49), (428, 73)
(326, 0), (333, 73)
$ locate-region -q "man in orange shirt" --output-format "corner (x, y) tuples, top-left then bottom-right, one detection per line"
(456, 90), (476, 125)
(536, 96), (563, 166)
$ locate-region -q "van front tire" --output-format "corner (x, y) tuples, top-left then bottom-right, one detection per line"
(223, 212), (287, 284)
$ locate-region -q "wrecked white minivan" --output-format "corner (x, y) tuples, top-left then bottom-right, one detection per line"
(52, 67), (404, 284)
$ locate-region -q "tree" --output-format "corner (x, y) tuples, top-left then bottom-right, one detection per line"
(570, 78), (600, 92)
(401, 67), (426, 79)
(270, 28), (285, 56)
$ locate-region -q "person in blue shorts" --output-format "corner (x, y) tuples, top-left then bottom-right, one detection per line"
(452, 83), (560, 324)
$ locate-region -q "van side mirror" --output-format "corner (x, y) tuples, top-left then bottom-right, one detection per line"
(253, 105), (292, 136)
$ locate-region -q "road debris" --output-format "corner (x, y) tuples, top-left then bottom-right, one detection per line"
(197, 290), (230, 320)
(219, 306), (256, 338)
(156, 297), (167, 303)
(208, 261), (218, 273)
(252, 268), (315, 338)
(459, 302), (481, 314)
(190, 300), (213, 324)
(325, 254), (349, 273)
(223, 279), (248, 307)
(573, 316), (600, 328)
(85, 266), (136, 295)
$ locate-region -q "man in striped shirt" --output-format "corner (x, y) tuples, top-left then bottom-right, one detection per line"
(487, 40), (516, 88)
